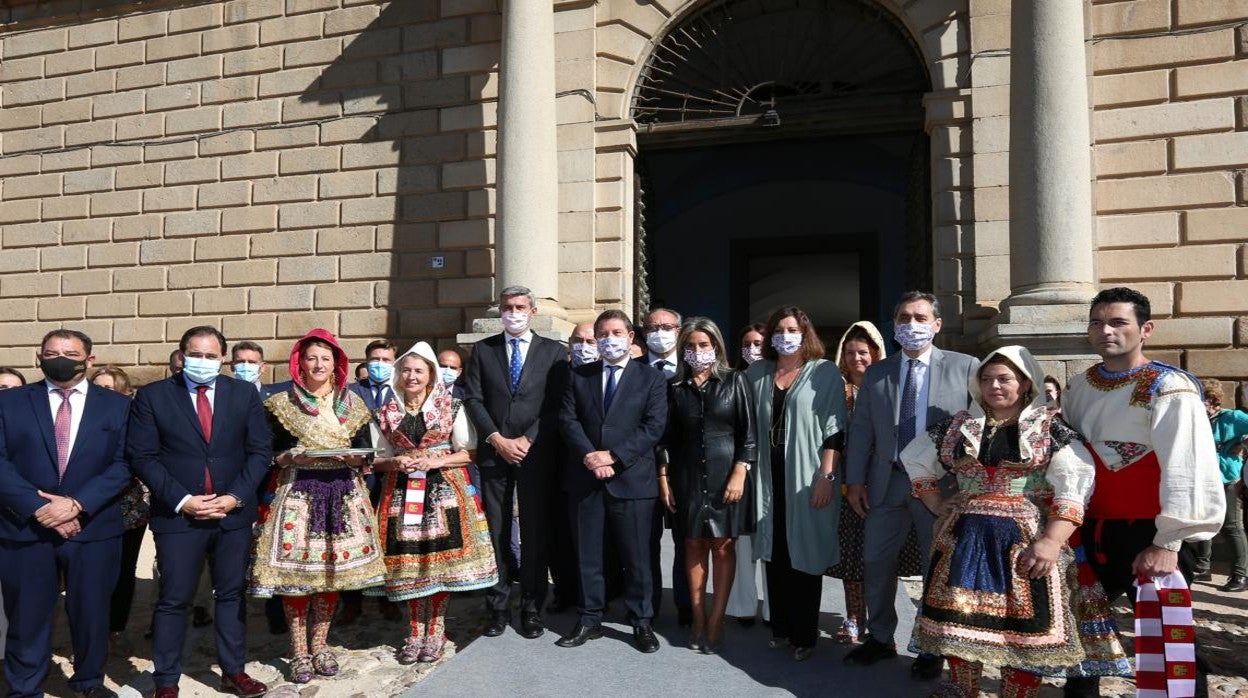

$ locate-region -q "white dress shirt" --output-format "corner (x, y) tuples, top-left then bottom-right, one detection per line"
(503, 329), (534, 365)
(46, 377), (90, 461)
(176, 373), (218, 513)
(647, 351), (677, 378)
(601, 355), (631, 395)
(896, 347), (933, 448)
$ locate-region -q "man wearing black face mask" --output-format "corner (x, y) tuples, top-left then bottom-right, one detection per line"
(0, 329), (133, 698)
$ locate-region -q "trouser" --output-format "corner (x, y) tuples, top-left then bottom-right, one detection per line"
(726, 535), (771, 620)
(547, 486), (580, 606)
(151, 525), (252, 688)
(481, 459), (552, 615)
(572, 489), (655, 627)
(1, 536), (121, 697)
(1072, 518), (1205, 697)
(109, 525), (148, 632)
(1190, 482), (1246, 578)
(651, 507), (690, 616)
(861, 468), (935, 645)
(763, 512), (823, 649)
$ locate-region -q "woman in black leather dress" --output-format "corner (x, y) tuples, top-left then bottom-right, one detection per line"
(659, 317), (758, 653)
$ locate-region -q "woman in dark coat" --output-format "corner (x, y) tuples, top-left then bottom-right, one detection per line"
(659, 316), (757, 653)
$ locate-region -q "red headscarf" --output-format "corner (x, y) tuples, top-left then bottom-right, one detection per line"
(287, 328), (352, 423)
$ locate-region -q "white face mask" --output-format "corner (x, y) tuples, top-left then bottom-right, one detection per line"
(894, 322), (936, 352)
(232, 362), (261, 384)
(683, 348), (717, 372)
(741, 346), (763, 365)
(771, 333), (803, 356)
(182, 356), (222, 385)
(597, 336), (631, 362)
(571, 342), (599, 367)
(645, 330), (677, 355)
(501, 311), (530, 335)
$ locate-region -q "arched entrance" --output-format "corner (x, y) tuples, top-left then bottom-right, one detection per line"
(630, 0), (932, 347)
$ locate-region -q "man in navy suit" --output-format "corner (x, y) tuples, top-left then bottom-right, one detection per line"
(127, 326), (272, 698)
(0, 329), (132, 698)
(556, 310), (668, 654)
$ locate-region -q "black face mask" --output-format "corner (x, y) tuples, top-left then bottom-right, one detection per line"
(40, 356), (86, 383)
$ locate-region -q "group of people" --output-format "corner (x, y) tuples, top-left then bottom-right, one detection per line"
(0, 284), (1237, 698)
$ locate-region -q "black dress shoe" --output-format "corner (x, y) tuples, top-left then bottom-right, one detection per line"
(75, 686), (118, 698)
(520, 610), (545, 639)
(677, 607), (693, 627)
(910, 652), (945, 680)
(1193, 571), (1213, 582)
(483, 612), (510, 637)
(842, 636), (897, 665)
(556, 624), (604, 647)
(634, 625), (660, 653)
(1220, 574), (1248, 592)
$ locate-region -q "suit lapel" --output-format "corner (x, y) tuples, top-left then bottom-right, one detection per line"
(884, 354), (901, 424)
(210, 377), (229, 443)
(29, 383), (60, 474)
(516, 334), (550, 394)
(172, 375), (208, 442)
(493, 334), (511, 383)
(927, 347), (945, 419)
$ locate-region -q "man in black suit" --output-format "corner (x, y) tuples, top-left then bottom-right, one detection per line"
(556, 310), (668, 653)
(127, 326), (272, 698)
(464, 286), (569, 639)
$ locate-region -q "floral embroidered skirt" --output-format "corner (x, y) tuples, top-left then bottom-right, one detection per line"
(250, 464), (387, 597)
(915, 493), (1130, 677)
(368, 465), (498, 601)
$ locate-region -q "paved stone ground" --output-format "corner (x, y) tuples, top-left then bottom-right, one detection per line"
(9, 532), (1248, 697)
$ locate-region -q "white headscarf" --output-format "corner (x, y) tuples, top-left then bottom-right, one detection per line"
(388, 341), (449, 419)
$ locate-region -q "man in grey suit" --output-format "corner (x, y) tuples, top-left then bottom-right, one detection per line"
(843, 292), (977, 678)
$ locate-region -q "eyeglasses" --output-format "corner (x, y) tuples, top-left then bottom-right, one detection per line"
(643, 323), (679, 333)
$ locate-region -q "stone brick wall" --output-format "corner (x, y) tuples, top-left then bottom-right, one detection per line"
(0, 0), (503, 384)
(1089, 0), (1248, 401)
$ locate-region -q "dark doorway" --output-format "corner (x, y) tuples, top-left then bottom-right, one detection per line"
(638, 131), (924, 353)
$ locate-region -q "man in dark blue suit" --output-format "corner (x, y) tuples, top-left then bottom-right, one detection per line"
(0, 329), (132, 698)
(556, 310), (668, 654)
(127, 326), (272, 698)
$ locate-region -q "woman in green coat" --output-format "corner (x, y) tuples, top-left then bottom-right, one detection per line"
(746, 305), (846, 661)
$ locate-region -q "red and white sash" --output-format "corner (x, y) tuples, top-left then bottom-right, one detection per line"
(1133, 571), (1196, 698)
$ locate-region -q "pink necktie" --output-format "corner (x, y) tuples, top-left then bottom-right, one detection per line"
(54, 388), (73, 481)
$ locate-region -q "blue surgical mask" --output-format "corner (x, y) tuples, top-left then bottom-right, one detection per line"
(367, 360), (393, 384)
(571, 342), (599, 367)
(183, 356), (221, 385)
(439, 367), (460, 385)
(232, 362), (260, 384)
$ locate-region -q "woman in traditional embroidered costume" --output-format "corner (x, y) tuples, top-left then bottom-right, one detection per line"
(900, 346), (1129, 698)
(371, 342), (497, 664)
(824, 321), (923, 644)
(250, 329), (386, 683)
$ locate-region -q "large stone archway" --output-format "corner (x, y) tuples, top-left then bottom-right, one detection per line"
(556, 0), (996, 348)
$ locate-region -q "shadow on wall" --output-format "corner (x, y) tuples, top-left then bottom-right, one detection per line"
(292, 2), (499, 358)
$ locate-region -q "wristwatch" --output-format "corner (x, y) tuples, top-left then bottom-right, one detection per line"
(822, 471), (837, 482)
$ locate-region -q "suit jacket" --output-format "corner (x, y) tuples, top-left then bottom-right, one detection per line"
(464, 332), (569, 470)
(262, 381), (291, 400)
(844, 346), (977, 506)
(126, 373), (273, 533)
(559, 359), (668, 500)
(0, 381), (133, 543)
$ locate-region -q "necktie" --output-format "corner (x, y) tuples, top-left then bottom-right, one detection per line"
(898, 359), (920, 457)
(654, 359), (668, 373)
(509, 337), (523, 394)
(373, 383), (386, 407)
(53, 388), (73, 482)
(603, 365), (621, 412)
(196, 385), (214, 494)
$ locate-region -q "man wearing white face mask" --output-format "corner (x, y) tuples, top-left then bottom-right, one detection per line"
(641, 307), (693, 625)
(843, 292), (977, 679)
(464, 286), (569, 640)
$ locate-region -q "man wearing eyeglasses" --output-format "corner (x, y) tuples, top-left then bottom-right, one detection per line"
(641, 308), (693, 627)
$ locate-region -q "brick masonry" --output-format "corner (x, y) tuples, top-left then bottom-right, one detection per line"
(0, 0), (1245, 399)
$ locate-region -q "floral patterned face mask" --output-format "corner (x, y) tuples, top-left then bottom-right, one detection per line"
(683, 348), (717, 372)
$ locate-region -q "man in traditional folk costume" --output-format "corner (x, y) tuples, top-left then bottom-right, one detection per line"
(1062, 287), (1225, 697)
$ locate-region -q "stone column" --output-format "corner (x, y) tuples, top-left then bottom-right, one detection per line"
(460, 0), (569, 344)
(984, 0), (1098, 379)
(496, 0), (561, 312)
(1003, 0), (1096, 309)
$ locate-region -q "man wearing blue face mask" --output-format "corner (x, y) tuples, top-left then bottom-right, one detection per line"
(127, 326), (272, 698)
(843, 292), (977, 680)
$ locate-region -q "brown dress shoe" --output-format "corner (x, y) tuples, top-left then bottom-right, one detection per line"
(153, 688), (179, 698)
(220, 672), (267, 698)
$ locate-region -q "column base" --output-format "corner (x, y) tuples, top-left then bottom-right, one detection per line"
(979, 302), (1100, 388)
(456, 313), (575, 347)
